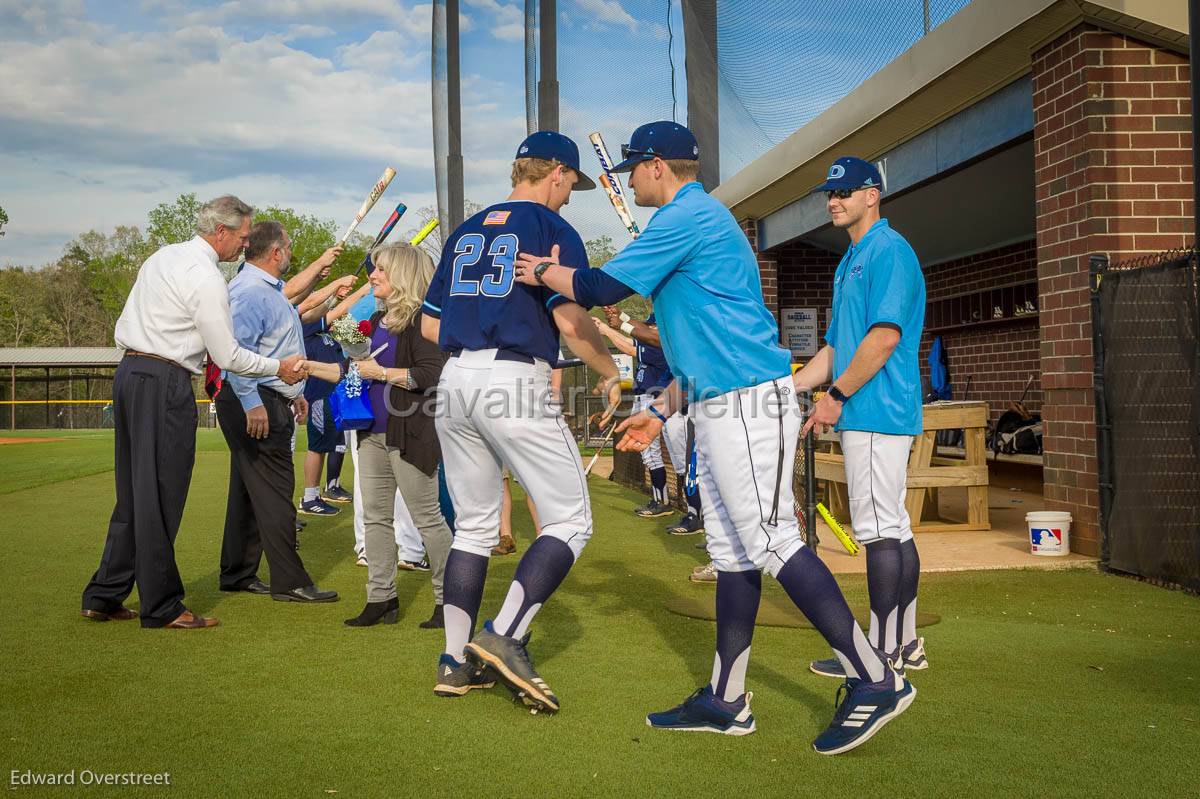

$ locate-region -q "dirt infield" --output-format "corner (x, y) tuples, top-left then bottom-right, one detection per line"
(0, 437), (65, 445)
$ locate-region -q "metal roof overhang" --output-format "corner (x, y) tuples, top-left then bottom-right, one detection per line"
(713, 0), (1188, 255)
(0, 348), (125, 368)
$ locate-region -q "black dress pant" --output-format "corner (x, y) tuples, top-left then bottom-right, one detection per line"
(82, 355), (196, 627)
(215, 386), (312, 593)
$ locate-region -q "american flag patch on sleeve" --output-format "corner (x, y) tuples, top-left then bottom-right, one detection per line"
(483, 210), (511, 225)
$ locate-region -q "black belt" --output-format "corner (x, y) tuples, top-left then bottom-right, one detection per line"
(124, 350), (186, 371)
(449, 348), (535, 365)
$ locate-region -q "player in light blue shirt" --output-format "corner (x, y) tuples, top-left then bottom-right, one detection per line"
(514, 123), (911, 753)
(794, 156), (929, 685)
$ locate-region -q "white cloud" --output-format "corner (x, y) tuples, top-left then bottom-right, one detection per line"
(462, 0), (523, 41)
(570, 0), (638, 32)
(338, 29), (426, 72)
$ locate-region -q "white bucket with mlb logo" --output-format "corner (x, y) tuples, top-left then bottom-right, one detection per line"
(1026, 512), (1071, 556)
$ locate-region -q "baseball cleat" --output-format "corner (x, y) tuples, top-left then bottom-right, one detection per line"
(397, 556), (431, 572)
(812, 669), (915, 756)
(809, 655), (846, 679)
(690, 562), (717, 583)
(464, 622), (559, 713)
(899, 637), (928, 670)
(434, 654), (496, 697)
(323, 485), (353, 503)
(667, 513), (704, 536)
(646, 686), (756, 736)
(298, 497), (340, 516)
(635, 500), (673, 518)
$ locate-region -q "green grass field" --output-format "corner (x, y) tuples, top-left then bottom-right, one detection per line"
(1, 430), (1197, 797)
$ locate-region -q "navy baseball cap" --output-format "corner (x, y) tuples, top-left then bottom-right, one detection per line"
(815, 157), (883, 192)
(610, 121), (700, 173)
(515, 131), (596, 191)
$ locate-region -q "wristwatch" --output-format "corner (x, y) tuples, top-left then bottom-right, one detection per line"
(534, 261), (554, 284)
(827, 385), (850, 404)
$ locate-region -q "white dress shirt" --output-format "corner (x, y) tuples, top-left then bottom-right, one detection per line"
(114, 236), (280, 377)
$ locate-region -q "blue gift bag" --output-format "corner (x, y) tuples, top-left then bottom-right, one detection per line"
(329, 371), (374, 431)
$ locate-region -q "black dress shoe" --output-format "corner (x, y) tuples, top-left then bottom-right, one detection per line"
(272, 585), (338, 603)
(221, 579), (271, 595)
(344, 598), (400, 626)
(418, 604), (445, 629)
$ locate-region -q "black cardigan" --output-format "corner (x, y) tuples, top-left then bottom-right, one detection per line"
(357, 311), (447, 476)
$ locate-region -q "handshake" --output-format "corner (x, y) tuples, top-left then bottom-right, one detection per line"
(276, 355), (310, 385)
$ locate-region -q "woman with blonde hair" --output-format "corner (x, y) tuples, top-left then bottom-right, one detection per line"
(341, 242), (452, 628)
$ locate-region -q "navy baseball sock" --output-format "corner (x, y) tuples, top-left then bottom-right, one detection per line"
(776, 547), (887, 683)
(493, 536), (575, 639)
(443, 549), (489, 661)
(866, 539), (903, 656)
(711, 569), (761, 701)
(899, 537), (921, 647)
(650, 467), (667, 504)
(325, 451), (345, 487)
(685, 484), (702, 517)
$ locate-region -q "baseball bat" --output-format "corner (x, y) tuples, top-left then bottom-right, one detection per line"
(816, 502), (860, 556)
(353, 202), (408, 277)
(588, 132), (640, 238)
(584, 421), (618, 477)
(339, 167), (396, 245)
(409, 218), (439, 246)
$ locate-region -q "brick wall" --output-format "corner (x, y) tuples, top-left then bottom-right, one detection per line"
(741, 218), (779, 315)
(1032, 25), (1194, 556)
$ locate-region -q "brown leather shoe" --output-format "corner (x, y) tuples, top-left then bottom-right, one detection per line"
(165, 609), (219, 629)
(81, 606), (137, 622)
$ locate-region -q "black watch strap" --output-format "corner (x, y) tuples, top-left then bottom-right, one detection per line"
(534, 261), (553, 284)
(828, 385), (850, 404)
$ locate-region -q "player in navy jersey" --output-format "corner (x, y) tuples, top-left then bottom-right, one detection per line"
(421, 131), (621, 711)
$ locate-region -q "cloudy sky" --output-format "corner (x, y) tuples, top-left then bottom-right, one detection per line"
(0, 0), (686, 267)
(0, 0), (971, 268)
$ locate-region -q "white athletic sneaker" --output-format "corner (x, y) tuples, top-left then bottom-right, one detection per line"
(690, 562), (717, 583)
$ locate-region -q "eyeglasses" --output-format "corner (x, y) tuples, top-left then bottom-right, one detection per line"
(621, 144), (654, 161)
(825, 187), (869, 200)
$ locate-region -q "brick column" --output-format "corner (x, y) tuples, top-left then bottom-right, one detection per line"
(741, 217), (778, 316)
(1032, 26), (1193, 555)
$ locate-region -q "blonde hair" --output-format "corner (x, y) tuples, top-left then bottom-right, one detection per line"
(664, 159), (701, 182)
(372, 243), (435, 330)
(510, 157), (559, 187)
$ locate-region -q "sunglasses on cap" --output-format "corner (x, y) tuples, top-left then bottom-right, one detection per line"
(621, 144), (655, 161)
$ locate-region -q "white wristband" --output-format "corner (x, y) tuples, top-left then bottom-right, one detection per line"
(620, 321), (635, 335)
(619, 311), (631, 323)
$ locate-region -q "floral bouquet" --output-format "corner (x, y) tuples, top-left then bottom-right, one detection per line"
(329, 316), (374, 359)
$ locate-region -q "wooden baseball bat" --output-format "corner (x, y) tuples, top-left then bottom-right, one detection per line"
(339, 167), (396, 245)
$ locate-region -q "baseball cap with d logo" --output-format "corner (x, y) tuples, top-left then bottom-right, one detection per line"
(815, 156), (883, 192)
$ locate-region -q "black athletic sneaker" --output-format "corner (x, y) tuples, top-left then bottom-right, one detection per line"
(464, 621), (559, 713)
(635, 500), (673, 518)
(434, 654), (496, 697)
(323, 484), (353, 503)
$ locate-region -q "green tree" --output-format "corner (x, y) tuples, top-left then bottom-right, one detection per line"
(585, 235), (617, 267)
(0, 205), (8, 237)
(254, 206), (370, 281)
(62, 226), (150, 331)
(146, 193), (202, 248)
(0, 267), (49, 346)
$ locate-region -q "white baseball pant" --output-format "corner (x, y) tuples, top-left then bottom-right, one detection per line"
(436, 349), (591, 559)
(695, 377), (806, 574)
(839, 430), (915, 544)
(631, 393), (664, 470)
(662, 409), (688, 475)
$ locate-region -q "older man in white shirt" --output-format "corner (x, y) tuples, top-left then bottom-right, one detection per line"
(81, 195), (306, 630)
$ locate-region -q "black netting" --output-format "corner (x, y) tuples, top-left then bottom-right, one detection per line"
(1096, 251), (1200, 592)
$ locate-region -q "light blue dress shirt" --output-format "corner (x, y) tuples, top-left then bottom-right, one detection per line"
(225, 263), (306, 410)
(601, 182), (792, 402)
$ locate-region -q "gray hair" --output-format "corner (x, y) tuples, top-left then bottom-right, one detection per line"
(195, 195), (254, 235)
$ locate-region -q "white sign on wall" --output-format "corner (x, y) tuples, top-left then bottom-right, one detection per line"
(781, 307), (819, 358)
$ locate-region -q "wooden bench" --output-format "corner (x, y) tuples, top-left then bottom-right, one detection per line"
(813, 401), (991, 534)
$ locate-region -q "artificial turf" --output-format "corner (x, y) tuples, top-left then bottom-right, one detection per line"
(1, 429), (1197, 797)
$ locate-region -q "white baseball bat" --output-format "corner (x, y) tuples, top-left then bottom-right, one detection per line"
(588, 132), (640, 239)
(339, 167), (396, 245)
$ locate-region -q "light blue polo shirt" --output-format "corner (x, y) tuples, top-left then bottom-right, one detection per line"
(826, 219), (925, 435)
(602, 182), (791, 402)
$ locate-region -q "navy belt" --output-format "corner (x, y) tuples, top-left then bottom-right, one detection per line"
(449, 348), (535, 365)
